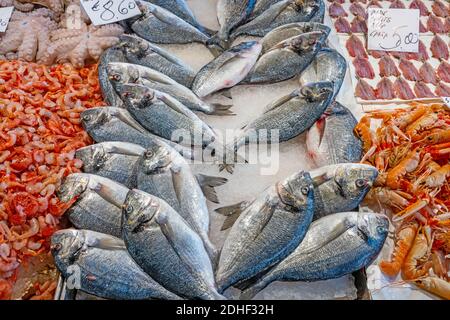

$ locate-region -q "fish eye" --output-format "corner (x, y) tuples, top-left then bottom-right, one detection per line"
(301, 186), (309, 195)
(355, 179), (366, 188)
(376, 226), (386, 234)
(113, 74), (121, 81)
(125, 205), (133, 214)
(52, 243), (62, 251)
(144, 150), (154, 159)
(82, 114), (91, 122)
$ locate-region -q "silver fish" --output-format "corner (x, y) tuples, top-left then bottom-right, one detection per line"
(75, 142), (145, 187)
(118, 34), (196, 88)
(242, 31), (328, 84)
(215, 170), (314, 293)
(240, 211), (389, 299)
(261, 22), (330, 53)
(51, 229), (181, 300)
(306, 102), (362, 168)
(136, 143), (225, 263)
(80, 107), (194, 159)
(192, 41), (262, 98)
(107, 62), (233, 116)
(115, 83), (217, 147)
(122, 189), (225, 300)
(98, 46), (126, 107)
(57, 173), (129, 238)
(131, 1), (209, 44)
(300, 48), (347, 100)
(250, 0), (284, 19)
(310, 163), (378, 221)
(232, 0), (324, 39)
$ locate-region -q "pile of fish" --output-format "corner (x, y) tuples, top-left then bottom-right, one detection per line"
(51, 0), (388, 300)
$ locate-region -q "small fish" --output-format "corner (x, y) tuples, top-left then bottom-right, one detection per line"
(98, 46), (127, 108)
(240, 211), (389, 299)
(232, 0), (325, 39)
(242, 31), (327, 84)
(215, 170), (315, 292)
(107, 62), (233, 116)
(131, 1), (209, 44)
(118, 34), (196, 88)
(122, 189), (225, 300)
(80, 106), (194, 159)
(300, 48), (347, 100)
(51, 229), (181, 300)
(56, 173), (129, 238)
(192, 41), (262, 98)
(306, 102), (362, 167)
(260, 22), (330, 53)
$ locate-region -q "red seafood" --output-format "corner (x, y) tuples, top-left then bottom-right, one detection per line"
(394, 77), (416, 100)
(427, 15), (446, 33)
(350, 2), (367, 19)
(353, 57), (375, 79)
(329, 2), (348, 18)
(437, 61), (450, 83)
(399, 59), (422, 82)
(350, 0), (367, 3)
(431, 35), (449, 60)
(351, 16), (368, 33)
(406, 41), (429, 61)
(367, 0), (381, 8)
(356, 79), (377, 100)
(432, 0), (449, 18)
(436, 83), (450, 96)
(414, 82), (435, 98)
(445, 17), (450, 33)
(390, 0), (405, 9)
(370, 50), (387, 59)
(409, 0), (430, 16)
(379, 55), (400, 77)
(376, 77), (396, 100)
(335, 17), (352, 33)
(419, 62), (439, 85)
(346, 35), (367, 58)
(419, 21), (428, 33)
(391, 51), (409, 59)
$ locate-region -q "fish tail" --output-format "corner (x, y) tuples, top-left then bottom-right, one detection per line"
(239, 277), (271, 300)
(206, 102), (235, 116)
(206, 32), (230, 57)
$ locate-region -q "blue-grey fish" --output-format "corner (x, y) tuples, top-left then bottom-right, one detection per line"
(250, 0), (284, 19)
(80, 107), (194, 159)
(240, 211), (389, 299)
(107, 62), (233, 116)
(232, 0), (324, 39)
(300, 48), (347, 101)
(98, 46), (126, 108)
(118, 34), (196, 88)
(215, 170), (314, 292)
(56, 173), (129, 238)
(131, 1), (209, 44)
(51, 229), (181, 300)
(192, 41), (262, 98)
(306, 102), (362, 168)
(242, 31), (328, 84)
(122, 189), (226, 300)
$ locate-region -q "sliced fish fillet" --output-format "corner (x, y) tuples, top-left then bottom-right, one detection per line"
(353, 58), (375, 79)
(399, 59), (422, 82)
(419, 62), (439, 85)
(414, 82), (435, 98)
(437, 61), (450, 83)
(355, 79), (376, 100)
(375, 78), (396, 100)
(346, 35), (367, 58)
(394, 77), (416, 100)
(379, 55), (400, 77)
(431, 35), (449, 60)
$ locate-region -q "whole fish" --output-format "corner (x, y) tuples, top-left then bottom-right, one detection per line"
(75, 142), (145, 187)
(80, 107), (194, 159)
(260, 22), (330, 53)
(242, 31), (327, 84)
(56, 173), (129, 238)
(240, 211), (389, 299)
(98, 46), (126, 107)
(118, 34), (196, 88)
(192, 41), (262, 98)
(136, 143), (226, 262)
(309, 0), (325, 23)
(146, 0), (210, 34)
(215, 170), (315, 293)
(300, 48), (347, 100)
(211, 0), (257, 48)
(107, 62), (233, 115)
(232, 0), (324, 39)
(250, 0), (284, 19)
(115, 83), (217, 147)
(218, 163), (378, 230)
(51, 229), (181, 300)
(122, 189), (225, 300)
(310, 163), (378, 220)
(131, 1), (209, 44)
(306, 102), (362, 167)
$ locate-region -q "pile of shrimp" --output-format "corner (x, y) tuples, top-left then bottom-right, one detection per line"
(0, 60), (104, 299)
(355, 103), (450, 300)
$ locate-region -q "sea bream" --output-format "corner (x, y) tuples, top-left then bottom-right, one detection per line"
(56, 173), (129, 238)
(192, 41), (262, 98)
(250, 0), (284, 19)
(215, 170), (315, 292)
(51, 229), (181, 300)
(240, 211), (389, 299)
(131, 1), (209, 45)
(306, 102), (362, 167)
(242, 31), (328, 84)
(117, 34), (196, 88)
(107, 62), (233, 116)
(98, 46), (127, 108)
(122, 189), (225, 300)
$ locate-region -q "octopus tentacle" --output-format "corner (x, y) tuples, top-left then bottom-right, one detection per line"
(17, 29), (38, 62)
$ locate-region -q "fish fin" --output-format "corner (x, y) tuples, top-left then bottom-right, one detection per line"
(262, 89), (300, 114)
(91, 180), (126, 208)
(234, 270), (269, 291)
(93, 237), (126, 251)
(311, 172), (331, 187)
(215, 200), (251, 231)
(206, 35), (229, 57)
(170, 165), (183, 207)
(157, 93), (196, 119)
(254, 201), (277, 238)
(196, 174), (228, 204)
(208, 102), (235, 116)
(216, 88), (233, 100)
(109, 144), (145, 157)
(218, 163), (235, 174)
(116, 109), (150, 134)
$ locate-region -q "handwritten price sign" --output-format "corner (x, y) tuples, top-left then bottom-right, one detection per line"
(368, 8), (419, 53)
(0, 7), (14, 33)
(81, 0), (141, 26)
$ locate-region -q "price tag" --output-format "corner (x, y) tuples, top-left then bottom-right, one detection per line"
(368, 8), (419, 53)
(81, 0), (141, 26)
(442, 97), (450, 108)
(0, 7), (14, 33)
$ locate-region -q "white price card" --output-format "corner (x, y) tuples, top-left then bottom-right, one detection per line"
(368, 8), (419, 53)
(442, 97), (450, 108)
(81, 0), (141, 26)
(0, 7), (14, 33)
